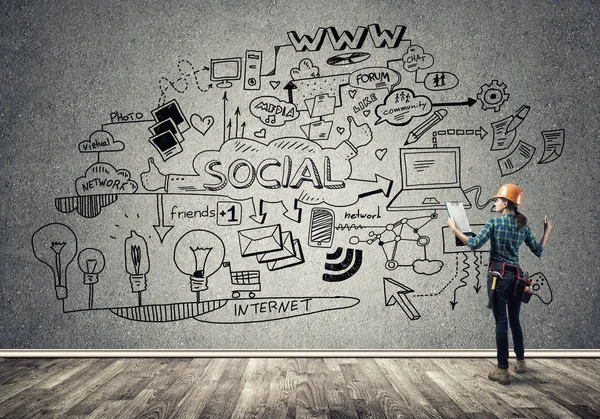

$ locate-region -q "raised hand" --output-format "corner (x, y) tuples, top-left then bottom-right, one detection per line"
(140, 158), (166, 192)
(347, 116), (372, 149)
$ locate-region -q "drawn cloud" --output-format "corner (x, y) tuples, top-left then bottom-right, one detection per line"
(79, 130), (125, 153)
(412, 259), (443, 275)
(291, 58), (320, 80)
(75, 162), (138, 196)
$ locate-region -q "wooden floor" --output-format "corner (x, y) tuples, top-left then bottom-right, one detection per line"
(0, 358), (599, 418)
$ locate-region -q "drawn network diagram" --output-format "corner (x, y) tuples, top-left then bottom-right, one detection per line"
(32, 24), (559, 325)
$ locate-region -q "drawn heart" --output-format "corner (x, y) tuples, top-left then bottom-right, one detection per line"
(375, 148), (388, 161)
(270, 81), (281, 89)
(337, 126), (345, 135)
(363, 110), (371, 117)
(190, 114), (214, 135)
(349, 89), (357, 99)
(254, 128), (266, 139)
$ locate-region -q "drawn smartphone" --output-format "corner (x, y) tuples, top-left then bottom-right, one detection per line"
(309, 208), (335, 248)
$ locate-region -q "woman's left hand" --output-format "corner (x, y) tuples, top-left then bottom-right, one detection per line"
(447, 217), (456, 231)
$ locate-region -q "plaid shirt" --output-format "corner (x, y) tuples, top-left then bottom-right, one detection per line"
(468, 213), (543, 265)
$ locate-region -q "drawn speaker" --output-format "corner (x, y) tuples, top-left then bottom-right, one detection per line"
(244, 50), (262, 90)
(309, 207), (335, 248)
(322, 247), (363, 282)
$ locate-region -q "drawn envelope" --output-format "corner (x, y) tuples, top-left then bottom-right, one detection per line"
(266, 239), (305, 271)
(238, 224), (283, 257)
(256, 231), (295, 263)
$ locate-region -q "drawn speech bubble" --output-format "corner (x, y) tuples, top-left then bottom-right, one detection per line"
(349, 67), (400, 93)
(374, 88), (432, 126)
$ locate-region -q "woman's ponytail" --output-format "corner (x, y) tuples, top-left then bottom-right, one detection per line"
(507, 200), (527, 229)
(514, 210), (527, 230)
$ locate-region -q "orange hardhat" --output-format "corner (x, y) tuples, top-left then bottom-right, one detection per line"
(494, 184), (523, 206)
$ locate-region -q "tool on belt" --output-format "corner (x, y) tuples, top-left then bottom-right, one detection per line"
(487, 270), (502, 309)
(488, 261), (533, 306)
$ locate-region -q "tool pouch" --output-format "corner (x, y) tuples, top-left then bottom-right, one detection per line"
(512, 271), (532, 302)
(521, 272), (533, 303)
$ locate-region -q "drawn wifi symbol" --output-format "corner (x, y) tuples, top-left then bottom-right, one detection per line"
(322, 247), (363, 282)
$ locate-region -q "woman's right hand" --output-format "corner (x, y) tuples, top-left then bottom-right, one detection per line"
(544, 215), (552, 233)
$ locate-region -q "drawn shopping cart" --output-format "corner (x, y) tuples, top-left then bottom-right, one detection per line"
(222, 262), (261, 299)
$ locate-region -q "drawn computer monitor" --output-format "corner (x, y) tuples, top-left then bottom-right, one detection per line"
(210, 57), (242, 88)
(386, 147), (471, 211)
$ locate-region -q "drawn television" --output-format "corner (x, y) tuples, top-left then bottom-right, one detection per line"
(210, 57), (242, 88)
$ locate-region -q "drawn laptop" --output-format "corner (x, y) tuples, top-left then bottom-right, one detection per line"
(387, 147), (471, 211)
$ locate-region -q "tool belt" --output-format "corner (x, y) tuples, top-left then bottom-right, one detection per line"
(488, 260), (533, 303)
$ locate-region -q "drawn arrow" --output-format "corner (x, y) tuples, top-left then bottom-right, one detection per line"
(235, 107), (241, 138)
(383, 278), (421, 320)
(348, 174), (394, 200)
(473, 251), (482, 293)
(222, 91), (228, 143)
(434, 126), (488, 140)
(240, 121), (246, 138)
(249, 198), (267, 224)
(153, 194), (174, 243)
(477, 126), (487, 139)
(282, 198), (302, 223)
(432, 98), (477, 107)
(248, 198), (302, 224)
(450, 268), (469, 309)
(284, 81), (298, 104)
(227, 119), (232, 141)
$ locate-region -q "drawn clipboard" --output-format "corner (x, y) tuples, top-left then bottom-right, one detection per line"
(445, 201), (475, 246)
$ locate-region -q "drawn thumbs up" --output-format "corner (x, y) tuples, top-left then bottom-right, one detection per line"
(347, 116), (373, 149)
(140, 157), (166, 192)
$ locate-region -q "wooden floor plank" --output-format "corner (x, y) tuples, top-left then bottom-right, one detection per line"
(400, 358), (467, 418)
(263, 358), (298, 419)
(537, 358), (600, 393)
(166, 358), (230, 418)
(358, 358), (424, 419)
(375, 358), (443, 418)
(0, 358), (92, 405)
(197, 358), (249, 419)
(339, 360), (389, 419)
(528, 359), (600, 412)
(28, 358), (127, 418)
(230, 358), (271, 418)
(90, 388), (157, 419)
(322, 364), (359, 419)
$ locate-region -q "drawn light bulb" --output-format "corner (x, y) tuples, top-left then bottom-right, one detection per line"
(124, 230), (150, 306)
(78, 248), (105, 310)
(31, 223), (78, 300)
(173, 230), (225, 301)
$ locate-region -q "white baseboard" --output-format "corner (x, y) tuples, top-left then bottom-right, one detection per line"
(1, 349), (598, 358)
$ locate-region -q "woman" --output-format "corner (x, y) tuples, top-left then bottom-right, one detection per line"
(447, 184), (552, 385)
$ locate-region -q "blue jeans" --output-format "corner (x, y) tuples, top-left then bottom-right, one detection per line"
(488, 271), (524, 369)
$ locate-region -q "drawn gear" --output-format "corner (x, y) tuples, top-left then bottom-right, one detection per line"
(477, 80), (509, 112)
(494, 183), (523, 206)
